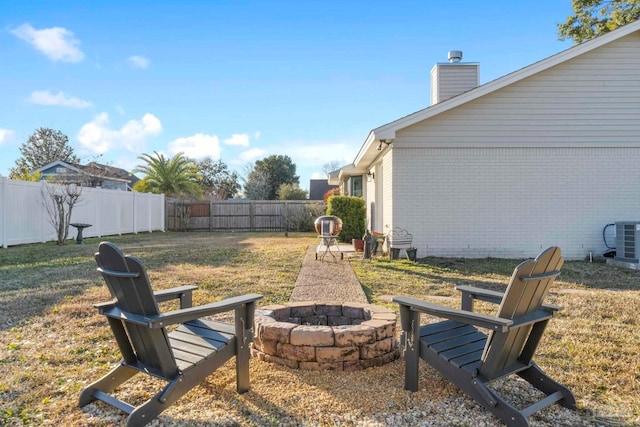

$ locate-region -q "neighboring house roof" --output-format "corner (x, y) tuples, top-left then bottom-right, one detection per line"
(349, 19), (640, 172)
(36, 160), (138, 186)
(81, 162), (140, 186)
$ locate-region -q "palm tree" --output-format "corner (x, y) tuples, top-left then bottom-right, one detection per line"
(133, 152), (201, 197)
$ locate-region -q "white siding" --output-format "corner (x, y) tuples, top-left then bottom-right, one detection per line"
(365, 162), (386, 233)
(431, 63), (479, 104)
(365, 169), (375, 230)
(408, 32), (640, 147)
(392, 147), (640, 260)
(374, 162), (384, 232)
(387, 32), (640, 260)
(382, 151), (394, 234)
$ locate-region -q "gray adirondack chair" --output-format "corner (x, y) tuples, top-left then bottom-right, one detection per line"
(79, 242), (262, 427)
(393, 246), (576, 427)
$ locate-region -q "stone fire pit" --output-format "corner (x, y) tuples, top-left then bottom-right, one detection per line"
(252, 302), (399, 371)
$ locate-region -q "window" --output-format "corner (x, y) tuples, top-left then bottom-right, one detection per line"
(351, 176), (363, 198)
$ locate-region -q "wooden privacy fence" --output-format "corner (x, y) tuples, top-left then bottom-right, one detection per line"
(166, 200), (325, 232)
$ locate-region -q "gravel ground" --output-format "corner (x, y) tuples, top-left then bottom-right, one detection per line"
(76, 246), (601, 426)
(78, 357), (594, 427)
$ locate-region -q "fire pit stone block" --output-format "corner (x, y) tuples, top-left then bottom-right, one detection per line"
(291, 325), (335, 346)
(252, 302), (399, 370)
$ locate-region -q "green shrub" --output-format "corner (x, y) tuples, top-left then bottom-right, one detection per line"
(326, 196), (365, 243)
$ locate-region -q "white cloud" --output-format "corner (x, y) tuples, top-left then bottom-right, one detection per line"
(128, 55), (150, 69)
(29, 90), (91, 108)
(112, 156), (142, 174)
(77, 112), (162, 154)
(169, 133), (221, 159)
(254, 131), (261, 140)
(10, 23), (83, 62)
(223, 133), (250, 146)
(0, 128), (16, 144)
(311, 172), (327, 179)
(236, 148), (266, 164)
(121, 114), (162, 145)
(277, 141), (355, 167)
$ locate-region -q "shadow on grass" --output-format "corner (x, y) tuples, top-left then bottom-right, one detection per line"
(0, 277), (94, 330)
(408, 256), (640, 292)
(371, 259), (508, 293)
(361, 283), (374, 303)
(0, 232), (304, 331)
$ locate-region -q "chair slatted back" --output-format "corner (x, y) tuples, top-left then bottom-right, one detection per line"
(95, 242), (178, 378)
(480, 246), (563, 377)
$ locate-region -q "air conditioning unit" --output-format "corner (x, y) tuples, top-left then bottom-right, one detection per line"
(614, 221), (640, 263)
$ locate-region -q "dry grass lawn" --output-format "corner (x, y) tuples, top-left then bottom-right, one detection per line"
(0, 232), (638, 426)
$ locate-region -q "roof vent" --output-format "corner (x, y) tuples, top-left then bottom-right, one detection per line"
(448, 50), (463, 63)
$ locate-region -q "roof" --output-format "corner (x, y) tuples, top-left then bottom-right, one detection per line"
(350, 19), (640, 171)
(36, 160), (138, 184)
(81, 162), (139, 185)
(309, 179), (338, 200)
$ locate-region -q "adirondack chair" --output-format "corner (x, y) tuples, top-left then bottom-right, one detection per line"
(393, 246), (576, 427)
(79, 242), (263, 427)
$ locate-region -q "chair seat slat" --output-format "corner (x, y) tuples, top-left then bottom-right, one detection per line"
(172, 347), (204, 365)
(439, 339), (487, 362)
(429, 330), (486, 353)
(172, 327), (231, 347)
(169, 334), (227, 357)
(180, 319), (235, 339)
(421, 322), (477, 345)
(451, 350), (484, 369)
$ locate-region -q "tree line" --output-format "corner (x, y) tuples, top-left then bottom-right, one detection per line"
(9, 127), (315, 200)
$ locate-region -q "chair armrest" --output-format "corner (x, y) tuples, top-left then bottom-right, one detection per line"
(456, 285), (504, 304)
(94, 285), (199, 311)
(149, 293), (263, 328)
(510, 308), (556, 328)
(98, 294), (263, 328)
(98, 306), (150, 326)
(94, 301), (116, 310)
(455, 285), (563, 313)
(393, 296), (512, 332)
(154, 285), (198, 308)
(542, 303), (562, 312)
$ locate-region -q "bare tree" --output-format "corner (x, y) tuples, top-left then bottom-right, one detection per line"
(41, 182), (83, 245)
(321, 160), (343, 177)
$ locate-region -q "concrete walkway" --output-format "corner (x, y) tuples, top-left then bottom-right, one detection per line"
(289, 245), (368, 304)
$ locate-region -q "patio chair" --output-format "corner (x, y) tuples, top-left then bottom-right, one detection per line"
(79, 242), (262, 427)
(387, 227), (415, 260)
(393, 246), (576, 426)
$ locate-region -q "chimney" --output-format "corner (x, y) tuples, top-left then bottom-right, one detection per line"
(430, 50), (479, 105)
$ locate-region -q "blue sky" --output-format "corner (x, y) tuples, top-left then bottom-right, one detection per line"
(0, 1), (575, 191)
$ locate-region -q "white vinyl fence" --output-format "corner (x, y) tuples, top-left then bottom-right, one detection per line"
(0, 177), (165, 248)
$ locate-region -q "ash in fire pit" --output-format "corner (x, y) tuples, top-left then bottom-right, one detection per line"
(252, 302), (399, 371)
